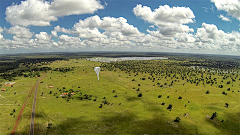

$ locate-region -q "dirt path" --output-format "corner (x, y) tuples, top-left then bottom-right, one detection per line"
(29, 73), (47, 135)
(10, 73), (47, 135)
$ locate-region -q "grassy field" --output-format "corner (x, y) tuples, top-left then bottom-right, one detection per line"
(1, 57), (240, 134)
(0, 76), (39, 135)
(20, 59), (240, 134)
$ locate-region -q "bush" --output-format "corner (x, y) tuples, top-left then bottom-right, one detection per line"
(174, 117), (181, 123)
(206, 90), (210, 94)
(167, 104), (172, 109)
(138, 93), (142, 97)
(222, 91), (227, 95)
(210, 112), (218, 120)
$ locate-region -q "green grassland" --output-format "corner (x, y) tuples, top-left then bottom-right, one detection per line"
(1, 57), (240, 134)
(0, 76), (39, 135)
(20, 59), (240, 134)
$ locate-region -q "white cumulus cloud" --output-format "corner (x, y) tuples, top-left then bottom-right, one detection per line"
(0, 27), (3, 40)
(219, 14), (231, 22)
(0, 27), (3, 33)
(133, 4), (195, 36)
(5, 0), (104, 26)
(58, 35), (85, 48)
(55, 15), (143, 39)
(51, 30), (58, 37)
(7, 25), (33, 38)
(133, 4), (195, 26)
(35, 32), (52, 44)
(195, 23), (224, 42)
(211, 0), (240, 21)
(195, 23), (240, 51)
(73, 15), (142, 36)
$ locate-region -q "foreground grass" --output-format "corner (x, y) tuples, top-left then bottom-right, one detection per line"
(0, 77), (39, 135)
(29, 59), (240, 135)
(1, 58), (239, 134)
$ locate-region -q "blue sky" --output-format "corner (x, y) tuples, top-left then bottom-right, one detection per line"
(0, 0), (240, 55)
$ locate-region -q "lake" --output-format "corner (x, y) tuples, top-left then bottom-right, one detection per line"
(86, 57), (168, 62)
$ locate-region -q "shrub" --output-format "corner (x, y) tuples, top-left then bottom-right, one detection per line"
(210, 112), (218, 120)
(174, 117), (181, 123)
(222, 91), (227, 95)
(167, 104), (172, 109)
(218, 85), (223, 88)
(206, 90), (210, 94)
(225, 103), (229, 108)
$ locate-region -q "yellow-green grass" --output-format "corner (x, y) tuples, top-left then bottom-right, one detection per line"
(0, 76), (40, 135)
(1, 58), (239, 134)
(30, 59), (240, 134)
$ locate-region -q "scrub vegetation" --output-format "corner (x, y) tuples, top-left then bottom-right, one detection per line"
(0, 52), (239, 135)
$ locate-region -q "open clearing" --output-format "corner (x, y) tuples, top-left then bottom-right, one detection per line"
(0, 54), (239, 135)
(32, 59), (239, 134)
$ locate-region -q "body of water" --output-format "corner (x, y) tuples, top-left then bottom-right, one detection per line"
(86, 57), (168, 62)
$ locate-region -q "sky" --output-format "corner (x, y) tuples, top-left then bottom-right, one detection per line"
(0, 0), (240, 55)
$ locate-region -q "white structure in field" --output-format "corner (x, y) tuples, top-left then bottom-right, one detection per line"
(94, 67), (101, 80)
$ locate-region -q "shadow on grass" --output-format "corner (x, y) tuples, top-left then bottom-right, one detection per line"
(126, 96), (141, 102)
(12, 111), (199, 135)
(11, 123), (48, 135)
(205, 111), (240, 134)
(21, 111), (48, 119)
